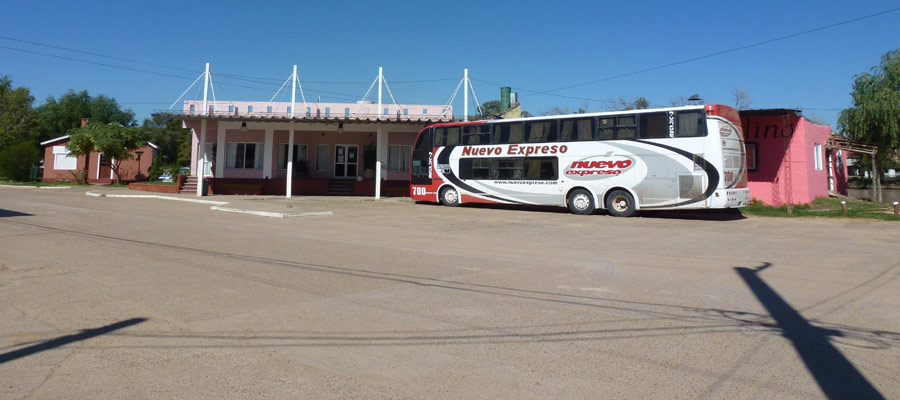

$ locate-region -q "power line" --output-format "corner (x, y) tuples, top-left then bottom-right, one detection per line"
(0, 35), (460, 87)
(509, 7), (900, 98)
(0, 34), (197, 73)
(0, 44), (197, 81)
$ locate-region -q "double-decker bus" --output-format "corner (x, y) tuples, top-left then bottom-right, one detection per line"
(409, 104), (749, 217)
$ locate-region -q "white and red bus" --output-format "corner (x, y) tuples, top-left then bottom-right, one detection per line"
(409, 104), (749, 217)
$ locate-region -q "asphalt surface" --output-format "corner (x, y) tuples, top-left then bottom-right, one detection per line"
(1, 186), (898, 399)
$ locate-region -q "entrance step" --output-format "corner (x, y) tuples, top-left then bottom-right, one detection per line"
(180, 176), (199, 194)
(327, 179), (355, 196)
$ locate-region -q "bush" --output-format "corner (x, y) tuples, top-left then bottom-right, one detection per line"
(147, 157), (163, 181)
(0, 141), (41, 181)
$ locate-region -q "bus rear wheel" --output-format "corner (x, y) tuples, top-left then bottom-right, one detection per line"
(606, 190), (636, 217)
(567, 189), (595, 215)
(440, 186), (460, 207)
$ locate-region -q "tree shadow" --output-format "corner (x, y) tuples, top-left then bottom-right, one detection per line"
(0, 209), (32, 218)
(0, 318), (147, 364)
(735, 263), (884, 399)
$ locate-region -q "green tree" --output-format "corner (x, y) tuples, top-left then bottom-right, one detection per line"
(0, 141), (41, 181)
(36, 90), (135, 142)
(0, 75), (39, 150)
(468, 100), (502, 120)
(838, 49), (900, 198)
(67, 123), (150, 184)
(140, 116), (190, 164)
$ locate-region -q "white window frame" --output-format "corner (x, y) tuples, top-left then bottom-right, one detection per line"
(225, 142), (264, 169)
(814, 144), (823, 171)
(388, 145), (412, 172)
(53, 146), (77, 170)
(277, 144), (308, 170)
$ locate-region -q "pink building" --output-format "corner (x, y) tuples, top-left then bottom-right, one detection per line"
(40, 119), (157, 183)
(163, 100), (451, 196)
(740, 109), (848, 205)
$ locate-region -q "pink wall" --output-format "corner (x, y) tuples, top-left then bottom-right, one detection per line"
(740, 112), (847, 205)
(42, 138), (155, 182)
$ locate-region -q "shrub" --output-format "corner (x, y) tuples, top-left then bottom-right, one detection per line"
(147, 157), (163, 181)
(0, 141), (41, 181)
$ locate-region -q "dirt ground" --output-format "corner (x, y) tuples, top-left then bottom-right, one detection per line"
(1, 186), (899, 399)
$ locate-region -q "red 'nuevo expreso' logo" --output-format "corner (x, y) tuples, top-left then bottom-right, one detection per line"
(564, 155), (635, 180)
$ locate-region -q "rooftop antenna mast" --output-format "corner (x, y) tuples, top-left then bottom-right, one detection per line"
(443, 68), (481, 120)
(357, 67), (402, 118)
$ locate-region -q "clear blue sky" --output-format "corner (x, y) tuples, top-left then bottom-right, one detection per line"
(2, 1), (898, 129)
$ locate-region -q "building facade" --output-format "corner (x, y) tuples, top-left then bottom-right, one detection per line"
(41, 135), (156, 183)
(740, 109), (848, 205)
(170, 100), (451, 196)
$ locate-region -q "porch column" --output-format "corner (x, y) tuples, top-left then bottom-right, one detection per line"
(263, 126), (274, 179)
(376, 126), (388, 178)
(286, 122), (294, 198)
(216, 122), (226, 177)
(197, 118), (207, 196)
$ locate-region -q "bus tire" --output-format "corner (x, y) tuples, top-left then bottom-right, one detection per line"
(567, 189), (595, 215)
(606, 190), (636, 217)
(440, 186), (460, 207)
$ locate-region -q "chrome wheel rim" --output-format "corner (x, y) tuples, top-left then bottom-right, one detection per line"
(573, 194), (590, 210)
(444, 188), (458, 204)
(612, 195), (629, 212)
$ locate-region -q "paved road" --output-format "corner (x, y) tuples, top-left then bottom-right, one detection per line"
(1, 187), (898, 399)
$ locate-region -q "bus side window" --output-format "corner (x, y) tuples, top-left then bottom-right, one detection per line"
(447, 127), (461, 145)
(639, 113), (668, 138)
(493, 123), (510, 144)
(508, 123), (524, 144)
(598, 118), (614, 140)
(616, 116), (636, 139)
(676, 110), (706, 137)
(462, 125), (488, 145)
(525, 120), (557, 143)
(560, 118), (594, 141)
(447, 127), (460, 146)
(433, 128), (445, 147)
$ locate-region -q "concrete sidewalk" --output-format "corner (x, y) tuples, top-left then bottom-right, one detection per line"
(82, 186), (412, 218)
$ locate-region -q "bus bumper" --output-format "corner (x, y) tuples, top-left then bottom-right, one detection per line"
(710, 188), (751, 208)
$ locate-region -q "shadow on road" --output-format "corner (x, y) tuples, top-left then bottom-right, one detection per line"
(0, 208), (32, 218)
(735, 263), (884, 399)
(420, 202), (746, 220)
(0, 318), (147, 364)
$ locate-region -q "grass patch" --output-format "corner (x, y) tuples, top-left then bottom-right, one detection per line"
(0, 180), (86, 187)
(741, 197), (900, 221)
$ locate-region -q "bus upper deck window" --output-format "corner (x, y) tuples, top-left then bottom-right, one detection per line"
(676, 111), (706, 137)
(639, 113), (668, 138)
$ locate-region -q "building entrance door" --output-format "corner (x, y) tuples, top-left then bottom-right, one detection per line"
(334, 145), (358, 178)
(98, 154), (112, 181)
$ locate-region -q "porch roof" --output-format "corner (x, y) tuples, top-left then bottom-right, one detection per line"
(152, 111), (453, 125)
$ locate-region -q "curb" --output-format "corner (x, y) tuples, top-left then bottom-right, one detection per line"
(86, 191), (229, 205)
(0, 184), (72, 189)
(209, 206), (333, 218)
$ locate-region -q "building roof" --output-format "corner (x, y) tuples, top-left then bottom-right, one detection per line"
(40, 134), (158, 150)
(152, 111), (452, 125)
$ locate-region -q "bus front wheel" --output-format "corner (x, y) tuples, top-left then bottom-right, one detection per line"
(440, 186), (460, 207)
(567, 189), (595, 215)
(606, 190), (636, 217)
